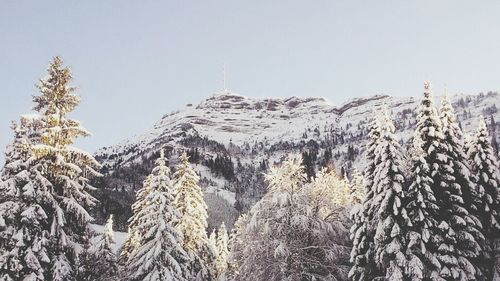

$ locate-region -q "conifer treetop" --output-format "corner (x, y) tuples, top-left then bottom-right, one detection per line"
(34, 56), (80, 116)
(467, 115), (500, 236)
(174, 150), (209, 253)
(104, 214), (115, 247)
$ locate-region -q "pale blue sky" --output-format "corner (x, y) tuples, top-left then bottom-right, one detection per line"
(1, 1), (500, 156)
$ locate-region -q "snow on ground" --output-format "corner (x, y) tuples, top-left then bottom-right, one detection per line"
(91, 224), (128, 254)
(205, 185), (236, 206)
(192, 163), (237, 206)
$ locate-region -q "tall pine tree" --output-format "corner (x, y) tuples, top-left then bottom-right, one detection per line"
(0, 57), (100, 281)
(349, 114), (383, 281)
(350, 168), (365, 205)
(440, 94), (484, 280)
(227, 213), (249, 280)
(405, 133), (441, 280)
(119, 171), (155, 264)
(215, 222), (229, 279)
(0, 118), (49, 281)
(174, 152), (209, 252)
(174, 152), (214, 280)
(371, 111), (409, 280)
(87, 215), (117, 281)
(466, 116), (500, 279)
(414, 82), (461, 280)
(124, 150), (189, 281)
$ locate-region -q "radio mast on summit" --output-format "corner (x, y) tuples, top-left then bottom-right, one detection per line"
(223, 64), (227, 92)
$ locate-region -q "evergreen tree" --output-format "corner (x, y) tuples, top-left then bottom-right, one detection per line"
(440, 94), (484, 280)
(466, 116), (500, 279)
(195, 243), (217, 281)
(119, 172), (155, 264)
(209, 230), (217, 253)
(405, 133), (441, 280)
(227, 213), (249, 280)
(0, 118), (48, 281)
(91, 215), (117, 281)
(348, 168), (367, 281)
(33, 57), (101, 281)
(80, 215), (117, 281)
(413, 82), (459, 280)
(410, 82), (479, 280)
(414, 82), (471, 280)
(0, 57), (100, 281)
(349, 114), (383, 281)
(215, 222), (229, 279)
(174, 152), (209, 252)
(124, 150), (189, 281)
(174, 152), (214, 280)
(118, 228), (139, 266)
(350, 168), (365, 205)
(371, 111), (409, 280)
(208, 228), (219, 280)
(349, 202), (368, 281)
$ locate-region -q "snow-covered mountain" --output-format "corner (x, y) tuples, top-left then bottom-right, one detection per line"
(92, 90), (500, 230)
(96, 92), (382, 165)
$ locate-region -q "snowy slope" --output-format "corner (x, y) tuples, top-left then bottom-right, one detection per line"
(96, 91), (337, 166)
(96, 90), (499, 170)
(91, 224), (127, 254)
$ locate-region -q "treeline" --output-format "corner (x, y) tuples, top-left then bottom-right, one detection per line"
(349, 82), (500, 281)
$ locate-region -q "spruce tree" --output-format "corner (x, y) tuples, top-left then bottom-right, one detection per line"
(413, 82), (459, 280)
(215, 222), (229, 279)
(118, 228), (139, 266)
(208, 228), (218, 280)
(119, 172), (154, 264)
(174, 152), (209, 252)
(124, 150), (189, 281)
(411, 82), (478, 280)
(466, 116), (500, 279)
(371, 111), (409, 280)
(174, 152), (214, 280)
(440, 94), (484, 280)
(91, 215), (117, 281)
(227, 213), (249, 279)
(209, 230), (217, 253)
(414, 82), (471, 280)
(349, 114), (383, 281)
(350, 168), (365, 205)
(195, 243), (217, 281)
(405, 133), (441, 280)
(349, 168), (367, 281)
(0, 118), (48, 281)
(0, 57), (100, 281)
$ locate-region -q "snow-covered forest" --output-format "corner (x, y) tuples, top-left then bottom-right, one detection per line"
(1, 57), (500, 281)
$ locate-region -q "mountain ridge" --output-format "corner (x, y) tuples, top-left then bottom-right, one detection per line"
(92, 90), (500, 230)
